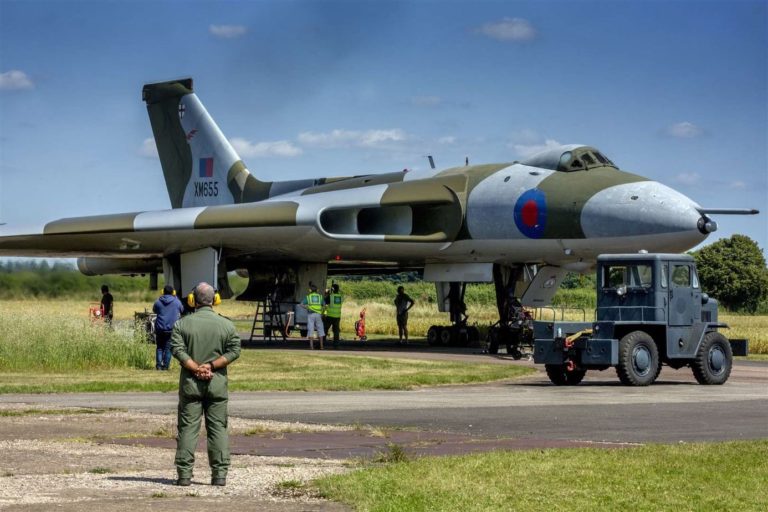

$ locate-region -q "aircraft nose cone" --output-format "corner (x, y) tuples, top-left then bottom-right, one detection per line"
(581, 181), (707, 249)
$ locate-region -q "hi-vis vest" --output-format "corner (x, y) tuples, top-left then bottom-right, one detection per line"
(326, 293), (343, 318)
(306, 292), (324, 314)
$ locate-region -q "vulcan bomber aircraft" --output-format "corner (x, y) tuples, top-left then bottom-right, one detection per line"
(0, 78), (758, 342)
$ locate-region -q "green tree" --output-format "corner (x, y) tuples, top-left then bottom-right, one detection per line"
(693, 235), (768, 312)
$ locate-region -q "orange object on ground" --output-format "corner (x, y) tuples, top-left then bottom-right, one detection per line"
(354, 308), (367, 341)
(89, 303), (104, 322)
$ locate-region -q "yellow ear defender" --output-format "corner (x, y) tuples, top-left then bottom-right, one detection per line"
(186, 291), (222, 308)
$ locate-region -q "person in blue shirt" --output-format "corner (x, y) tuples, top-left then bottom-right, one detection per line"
(153, 285), (185, 370)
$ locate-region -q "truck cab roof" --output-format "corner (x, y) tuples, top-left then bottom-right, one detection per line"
(597, 253), (694, 263)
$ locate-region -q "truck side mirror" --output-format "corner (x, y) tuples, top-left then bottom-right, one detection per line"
(701, 293), (709, 304)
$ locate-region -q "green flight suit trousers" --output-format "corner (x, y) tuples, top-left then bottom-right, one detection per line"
(175, 373), (230, 479)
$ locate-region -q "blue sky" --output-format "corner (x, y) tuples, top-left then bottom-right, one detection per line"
(1, 0), (766, 255)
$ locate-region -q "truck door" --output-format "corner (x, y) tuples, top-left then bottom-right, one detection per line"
(668, 263), (699, 326)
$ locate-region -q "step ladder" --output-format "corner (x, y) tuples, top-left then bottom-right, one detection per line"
(249, 297), (287, 343)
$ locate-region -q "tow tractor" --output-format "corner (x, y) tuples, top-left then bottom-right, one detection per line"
(533, 253), (748, 386)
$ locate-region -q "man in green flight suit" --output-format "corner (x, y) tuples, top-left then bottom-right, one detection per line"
(171, 282), (241, 487)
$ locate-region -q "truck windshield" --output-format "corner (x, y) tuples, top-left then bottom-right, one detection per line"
(602, 264), (653, 289)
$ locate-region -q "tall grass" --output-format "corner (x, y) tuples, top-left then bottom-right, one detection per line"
(0, 309), (153, 371)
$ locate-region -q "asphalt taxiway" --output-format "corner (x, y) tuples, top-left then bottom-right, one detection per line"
(2, 344), (765, 445)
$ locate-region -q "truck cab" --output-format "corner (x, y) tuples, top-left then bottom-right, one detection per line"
(533, 253), (744, 386)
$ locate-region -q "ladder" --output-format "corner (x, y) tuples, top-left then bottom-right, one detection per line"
(249, 297), (286, 343)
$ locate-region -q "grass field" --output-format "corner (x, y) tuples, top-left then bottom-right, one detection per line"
(316, 440), (768, 512)
(2, 298), (766, 354)
(0, 301), (533, 393)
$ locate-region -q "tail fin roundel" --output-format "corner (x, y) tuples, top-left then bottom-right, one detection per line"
(142, 78), (269, 208)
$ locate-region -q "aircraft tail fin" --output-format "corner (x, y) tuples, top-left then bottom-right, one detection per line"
(142, 78), (269, 208)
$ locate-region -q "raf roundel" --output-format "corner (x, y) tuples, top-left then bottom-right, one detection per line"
(513, 188), (547, 238)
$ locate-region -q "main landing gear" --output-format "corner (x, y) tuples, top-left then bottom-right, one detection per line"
(426, 282), (480, 346)
(486, 264), (533, 358)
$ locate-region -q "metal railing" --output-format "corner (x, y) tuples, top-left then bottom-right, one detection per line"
(536, 306), (590, 323)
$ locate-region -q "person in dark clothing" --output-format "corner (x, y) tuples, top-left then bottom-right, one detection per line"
(100, 285), (114, 326)
(394, 286), (415, 344)
(153, 285), (185, 370)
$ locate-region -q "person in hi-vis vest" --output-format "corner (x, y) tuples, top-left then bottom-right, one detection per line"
(324, 283), (343, 349)
(301, 283), (326, 349)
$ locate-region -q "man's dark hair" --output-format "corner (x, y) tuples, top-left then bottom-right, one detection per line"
(163, 285), (174, 295)
(309, 283), (318, 292)
(397, 286), (404, 293)
(101, 285), (109, 293)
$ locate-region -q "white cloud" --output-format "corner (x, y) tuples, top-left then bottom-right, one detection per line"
(674, 172), (701, 185)
(411, 96), (443, 107)
(139, 138), (158, 159)
(209, 24), (247, 39)
(437, 136), (457, 145)
(231, 138), (302, 158)
(0, 70), (34, 90)
(510, 138), (563, 158)
(666, 121), (703, 138)
(477, 18), (537, 42)
(729, 180), (746, 189)
(298, 129), (407, 149)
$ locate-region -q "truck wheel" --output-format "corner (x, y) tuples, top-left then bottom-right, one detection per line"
(616, 331), (659, 386)
(545, 365), (586, 386)
(427, 326), (440, 346)
(692, 332), (733, 385)
(653, 363), (662, 383)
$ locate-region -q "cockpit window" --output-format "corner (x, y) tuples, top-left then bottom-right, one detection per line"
(520, 145), (617, 172)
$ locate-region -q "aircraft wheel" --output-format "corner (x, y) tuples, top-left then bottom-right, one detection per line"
(467, 326), (480, 343)
(427, 326), (440, 346)
(507, 345), (523, 360)
(487, 329), (499, 354)
(545, 365), (586, 386)
(616, 331), (659, 386)
(692, 332), (733, 385)
(440, 327), (453, 345)
(299, 329), (308, 338)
